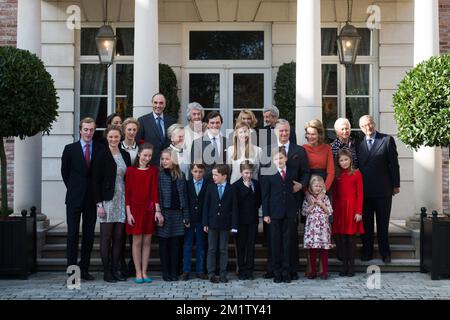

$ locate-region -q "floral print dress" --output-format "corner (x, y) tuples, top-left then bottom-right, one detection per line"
(302, 192), (334, 250)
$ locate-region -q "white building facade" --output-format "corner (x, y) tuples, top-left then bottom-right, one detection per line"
(11, 0), (446, 223)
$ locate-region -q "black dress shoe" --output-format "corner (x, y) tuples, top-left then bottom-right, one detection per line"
(263, 272), (274, 279)
(219, 276), (228, 283)
(112, 271), (127, 281)
(104, 273), (117, 283)
(81, 272), (95, 281)
(291, 272), (299, 280)
(273, 276), (282, 283)
(283, 276), (291, 283)
(210, 276), (220, 283)
(171, 276), (179, 281)
(382, 255), (391, 263)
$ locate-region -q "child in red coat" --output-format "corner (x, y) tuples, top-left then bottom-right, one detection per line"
(332, 149), (364, 277)
(125, 143), (163, 283)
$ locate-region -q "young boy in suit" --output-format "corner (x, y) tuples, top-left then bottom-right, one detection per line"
(233, 161), (262, 280)
(182, 164), (208, 280)
(203, 164), (238, 283)
(261, 147), (298, 283)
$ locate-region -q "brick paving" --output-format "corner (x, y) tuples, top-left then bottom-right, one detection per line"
(1, 272), (450, 300)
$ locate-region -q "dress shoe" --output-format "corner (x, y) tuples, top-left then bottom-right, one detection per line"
(81, 272), (95, 281)
(197, 273), (208, 280)
(382, 255), (391, 263)
(210, 276), (220, 283)
(181, 272), (190, 281)
(291, 272), (299, 280)
(104, 272), (117, 283)
(219, 276), (228, 283)
(273, 276), (282, 283)
(170, 276), (179, 281)
(112, 271), (127, 281)
(361, 255), (373, 262)
(263, 272), (274, 279)
(283, 276), (291, 283)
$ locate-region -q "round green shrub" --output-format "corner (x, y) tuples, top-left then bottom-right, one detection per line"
(393, 54), (450, 150)
(159, 63), (180, 120)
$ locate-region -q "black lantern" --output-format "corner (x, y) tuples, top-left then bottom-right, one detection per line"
(95, 1), (116, 65)
(337, 0), (361, 65)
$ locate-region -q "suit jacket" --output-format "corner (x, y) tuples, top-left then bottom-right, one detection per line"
(202, 183), (238, 231)
(260, 125), (297, 163)
(186, 179), (207, 224)
(92, 148), (131, 204)
(61, 140), (104, 207)
(158, 170), (190, 222)
(356, 131), (400, 198)
(233, 178), (261, 225)
(191, 134), (228, 182)
(136, 112), (177, 165)
(261, 170), (299, 220)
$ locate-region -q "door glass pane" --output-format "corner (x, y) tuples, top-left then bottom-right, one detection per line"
(346, 64), (369, 95)
(116, 64), (134, 119)
(321, 28), (338, 55)
(346, 97), (369, 129)
(116, 28), (134, 56)
(80, 96), (108, 128)
(189, 74), (220, 110)
(322, 64), (337, 95)
(81, 28), (99, 55)
(80, 64), (107, 95)
(189, 31), (264, 60)
(322, 97), (338, 141)
(233, 73), (264, 110)
(357, 28), (371, 56)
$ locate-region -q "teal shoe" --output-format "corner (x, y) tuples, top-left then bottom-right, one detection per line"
(134, 278), (144, 284)
(143, 277), (153, 283)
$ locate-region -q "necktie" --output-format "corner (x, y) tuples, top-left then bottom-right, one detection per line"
(281, 169), (286, 181)
(156, 116), (164, 138)
(282, 144), (287, 154)
(211, 137), (217, 159)
(195, 181), (201, 195)
(367, 139), (373, 151)
(85, 143), (90, 167)
(218, 184), (224, 199)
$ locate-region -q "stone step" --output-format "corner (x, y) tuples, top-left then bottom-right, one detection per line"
(36, 257), (420, 272)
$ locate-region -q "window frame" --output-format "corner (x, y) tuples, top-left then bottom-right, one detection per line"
(321, 23), (379, 138)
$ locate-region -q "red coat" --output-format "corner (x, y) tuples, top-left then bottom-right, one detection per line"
(332, 169), (364, 235)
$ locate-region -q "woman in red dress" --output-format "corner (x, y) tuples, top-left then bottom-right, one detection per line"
(125, 143), (163, 283)
(332, 149), (364, 277)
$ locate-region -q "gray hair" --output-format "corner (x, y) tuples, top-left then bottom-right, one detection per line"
(263, 105), (279, 118)
(167, 123), (185, 141)
(359, 114), (375, 126)
(275, 118), (290, 129)
(186, 102), (205, 122)
(334, 118), (351, 132)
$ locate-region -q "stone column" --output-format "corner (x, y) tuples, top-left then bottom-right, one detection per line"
(133, 0), (159, 118)
(295, 0), (322, 144)
(413, 0), (442, 214)
(13, 0), (42, 214)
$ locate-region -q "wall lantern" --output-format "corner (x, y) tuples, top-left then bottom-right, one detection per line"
(337, 0), (361, 65)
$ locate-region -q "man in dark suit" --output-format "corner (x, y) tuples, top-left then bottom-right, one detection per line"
(357, 115), (400, 263)
(136, 93), (177, 165)
(61, 117), (104, 281)
(191, 111), (228, 182)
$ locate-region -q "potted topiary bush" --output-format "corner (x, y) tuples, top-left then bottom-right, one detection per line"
(393, 54), (450, 280)
(0, 46), (58, 278)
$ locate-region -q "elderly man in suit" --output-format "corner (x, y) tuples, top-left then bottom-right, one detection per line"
(61, 117), (104, 281)
(191, 111), (228, 182)
(357, 115), (400, 263)
(136, 93), (177, 165)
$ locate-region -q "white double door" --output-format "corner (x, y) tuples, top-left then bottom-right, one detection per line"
(182, 68), (272, 132)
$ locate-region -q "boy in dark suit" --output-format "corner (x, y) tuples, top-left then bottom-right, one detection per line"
(233, 161), (262, 280)
(203, 164), (238, 283)
(61, 117), (104, 281)
(261, 147), (298, 283)
(182, 164), (208, 280)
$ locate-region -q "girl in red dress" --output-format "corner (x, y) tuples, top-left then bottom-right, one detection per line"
(332, 149), (364, 277)
(125, 143), (163, 283)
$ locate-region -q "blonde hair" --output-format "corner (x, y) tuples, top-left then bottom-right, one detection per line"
(79, 117), (96, 130)
(236, 109), (258, 129)
(304, 119), (325, 144)
(122, 117), (139, 132)
(308, 175), (326, 194)
(231, 121), (254, 160)
(160, 148), (183, 180)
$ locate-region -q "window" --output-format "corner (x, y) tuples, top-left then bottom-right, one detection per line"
(321, 26), (378, 141)
(78, 26), (134, 140)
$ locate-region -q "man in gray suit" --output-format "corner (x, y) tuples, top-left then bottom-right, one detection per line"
(136, 93), (177, 165)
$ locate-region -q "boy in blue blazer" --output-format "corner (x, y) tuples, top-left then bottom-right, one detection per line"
(203, 164), (238, 283)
